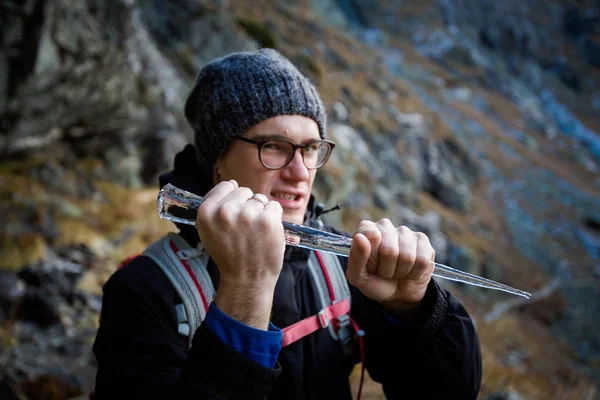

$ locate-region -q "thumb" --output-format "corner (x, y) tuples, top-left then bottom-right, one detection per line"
(346, 233), (371, 286)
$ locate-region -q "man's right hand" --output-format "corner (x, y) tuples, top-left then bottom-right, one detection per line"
(195, 180), (285, 330)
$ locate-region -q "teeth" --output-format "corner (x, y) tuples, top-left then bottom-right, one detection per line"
(274, 192), (298, 201)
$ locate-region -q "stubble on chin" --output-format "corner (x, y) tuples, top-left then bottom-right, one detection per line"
(282, 211), (304, 226)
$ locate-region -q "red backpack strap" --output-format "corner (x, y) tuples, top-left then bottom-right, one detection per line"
(142, 233), (215, 348)
(281, 249), (366, 399)
(282, 298), (350, 346)
(117, 253), (142, 269)
(281, 250), (353, 346)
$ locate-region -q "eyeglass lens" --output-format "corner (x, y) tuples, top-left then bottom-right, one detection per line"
(260, 140), (331, 169)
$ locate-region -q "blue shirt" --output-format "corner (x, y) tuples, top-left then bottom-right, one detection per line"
(203, 304), (408, 369)
(203, 302), (283, 368)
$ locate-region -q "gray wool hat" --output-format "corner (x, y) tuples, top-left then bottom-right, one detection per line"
(184, 48), (327, 168)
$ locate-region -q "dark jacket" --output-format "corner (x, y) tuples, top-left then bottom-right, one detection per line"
(92, 145), (482, 399)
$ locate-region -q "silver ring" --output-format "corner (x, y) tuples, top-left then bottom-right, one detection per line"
(249, 193), (269, 206)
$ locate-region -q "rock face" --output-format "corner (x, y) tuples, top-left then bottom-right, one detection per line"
(1, 0), (599, 399)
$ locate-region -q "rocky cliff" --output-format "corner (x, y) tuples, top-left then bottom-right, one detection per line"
(1, 0), (599, 399)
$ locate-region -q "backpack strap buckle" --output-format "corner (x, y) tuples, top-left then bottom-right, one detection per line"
(282, 298), (350, 346)
(176, 249), (199, 260)
(318, 308), (330, 328)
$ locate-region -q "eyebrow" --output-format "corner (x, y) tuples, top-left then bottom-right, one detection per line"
(250, 133), (287, 140)
(249, 133), (322, 143)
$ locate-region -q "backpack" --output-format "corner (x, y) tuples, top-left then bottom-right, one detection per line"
(142, 232), (355, 351)
(91, 232), (366, 399)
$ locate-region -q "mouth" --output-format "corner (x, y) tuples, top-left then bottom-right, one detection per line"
(271, 191), (304, 207)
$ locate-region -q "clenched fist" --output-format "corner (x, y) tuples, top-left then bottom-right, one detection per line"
(195, 180), (285, 329)
(346, 219), (435, 314)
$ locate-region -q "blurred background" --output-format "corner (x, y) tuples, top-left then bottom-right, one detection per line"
(1, 0), (599, 399)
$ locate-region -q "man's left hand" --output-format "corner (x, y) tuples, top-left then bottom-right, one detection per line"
(346, 219), (435, 314)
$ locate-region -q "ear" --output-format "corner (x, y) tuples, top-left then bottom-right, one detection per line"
(212, 161), (221, 184)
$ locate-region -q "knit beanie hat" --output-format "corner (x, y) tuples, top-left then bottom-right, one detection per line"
(184, 48), (327, 169)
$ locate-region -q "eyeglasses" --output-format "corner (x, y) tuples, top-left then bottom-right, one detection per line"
(234, 137), (336, 170)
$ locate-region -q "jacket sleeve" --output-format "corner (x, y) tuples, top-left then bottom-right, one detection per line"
(92, 258), (280, 399)
(350, 278), (482, 399)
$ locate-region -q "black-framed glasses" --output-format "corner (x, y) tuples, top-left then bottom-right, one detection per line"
(234, 137), (336, 170)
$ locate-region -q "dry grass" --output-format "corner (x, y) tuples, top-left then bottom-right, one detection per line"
(3, 1), (598, 397)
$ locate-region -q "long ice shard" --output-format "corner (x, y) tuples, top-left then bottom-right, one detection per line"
(157, 183), (531, 299)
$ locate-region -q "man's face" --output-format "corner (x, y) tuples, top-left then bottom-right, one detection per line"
(214, 115), (321, 225)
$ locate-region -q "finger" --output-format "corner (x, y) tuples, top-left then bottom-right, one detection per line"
(196, 180), (238, 229)
(219, 187), (254, 207)
(262, 201), (285, 236)
(264, 201), (293, 245)
(406, 232), (435, 281)
(240, 193), (273, 223)
(257, 201), (284, 251)
(375, 219), (399, 279)
(209, 187), (253, 227)
(346, 232), (371, 287)
(263, 199), (284, 218)
(355, 220), (381, 275)
(394, 226), (417, 280)
(199, 180), (238, 213)
(244, 193), (268, 211)
(239, 197), (273, 229)
(242, 194), (269, 218)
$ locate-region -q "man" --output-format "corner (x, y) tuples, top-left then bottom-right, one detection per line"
(92, 48), (482, 399)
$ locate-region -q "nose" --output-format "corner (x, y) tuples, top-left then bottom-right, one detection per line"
(281, 148), (310, 181)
